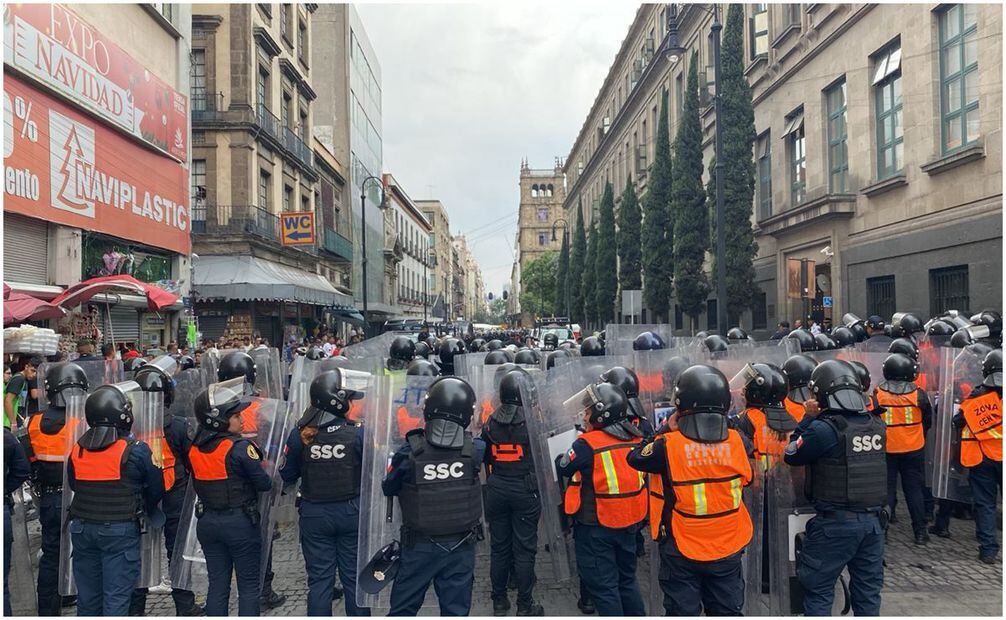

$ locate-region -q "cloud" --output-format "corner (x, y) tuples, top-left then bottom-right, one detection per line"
(354, 2), (639, 294)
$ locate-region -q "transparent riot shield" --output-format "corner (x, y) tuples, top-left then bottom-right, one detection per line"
(743, 460), (768, 616)
(8, 486), (38, 615)
(766, 463), (811, 616)
(917, 334), (952, 400)
(37, 360), (124, 410)
(847, 351), (888, 398)
(856, 335), (894, 354)
(170, 481), (207, 592)
(341, 333), (401, 372)
(132, 390), (166, 588)
(454, 351), (489, 379)
(931, 347), (982, 502)
(168, 367), (208, 419)
(468, 366), (498, 435)
(603, 323), (674, 355)
(203, 347), (284, 399)
(634, 347), (709, 428)
(57, 392), (89, 596)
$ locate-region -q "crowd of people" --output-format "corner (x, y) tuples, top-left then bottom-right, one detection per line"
(2, 309), (1001, 617)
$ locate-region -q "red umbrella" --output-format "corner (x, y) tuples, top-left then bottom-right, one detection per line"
(52, 275), (178, 312)
(4, 292), (66, 325)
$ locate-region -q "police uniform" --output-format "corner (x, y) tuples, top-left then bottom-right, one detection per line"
(4, 426), (31, 617)
(67, 430), (164, 615)
(189, 429), (273, 616)
(280, 417), (368, 616)
(954, 383), (1002, 561)
(784, 406), (887, 615)
(382, 429), (485, 616)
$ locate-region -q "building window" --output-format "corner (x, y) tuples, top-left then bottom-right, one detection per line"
(873, 42), (903, 179)
(674, 304), (683, 331)
(706, 299), (718, 331)
(280, 4), (292, 43)
(257, 67), (269, 110)
(826, 80), (849, 192)
(299, 109), (308, 141)
(750, 4), (769, 59)
(538, 233), (547, 246)
(866, 275), (896, 320)
(301, 194), (310, 212)
(752, 291), (768, 330)
(939, 5), (979, 153)
(258, 170), (271, 210)
(756, 132), (772, 220)
(191, 49), (206, 106)
(788, 3), (802, 26)
(784, 110), (806, 205)
(929, 265), (969, 318)
(283, 185), (293, 212)
(537, 208), (549, 222)
(298, 19), (307, 62)
(191, 160), (206, 203)
(282, 91), (292, 129)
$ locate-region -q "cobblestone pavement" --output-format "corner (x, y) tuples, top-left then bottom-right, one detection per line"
(24, 489), (1000, 616)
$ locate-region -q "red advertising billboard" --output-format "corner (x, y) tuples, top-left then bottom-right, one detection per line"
(4, 3), (188, 161)
(3, 74), (191, 255)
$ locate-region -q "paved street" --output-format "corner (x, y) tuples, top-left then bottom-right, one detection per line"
(26, 488), (999, 617)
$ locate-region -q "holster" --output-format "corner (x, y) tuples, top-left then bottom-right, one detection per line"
(194, 501), (205, 519)
(242, 501), (260, 526)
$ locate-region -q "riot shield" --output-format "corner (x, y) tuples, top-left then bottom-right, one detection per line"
(57, 392), (89, 596)
(132, 390), (166, 589)
(8, 486), (38, 615)
(37, 360), (124, 410)
(633, 347), (709, 428)
(603, 323), (674, 355)
(847, 351), (887, 396)
(203, 347), (283, 399)
(468, 365), (498, 434)
(930, 347), (982, 502)
(168, 367), (208, 419)
(766, 464), (811, 616)
(341, 333), (402, 372)
(169, 481), (207, 592)
(856, 335), (894, 354)
(743, 460), (768, 616)
(454, 351), (489, 379)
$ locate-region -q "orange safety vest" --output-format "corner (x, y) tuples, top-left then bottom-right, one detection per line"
(663, 429), (753, 562)
(563, 430), (647, 529)
(783, 397), (806, 423)
(647, 473), (666, 540)
(27, 415), (80, 462)
(875, 388), (925, 454)
(743, 407), (790, 470)
(69, 438), (140, 522)
(960, 390), (1003, 467)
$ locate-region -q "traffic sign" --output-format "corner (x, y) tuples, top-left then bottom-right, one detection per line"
(822, 296), (833, 308)
(280, 211), (316, 246)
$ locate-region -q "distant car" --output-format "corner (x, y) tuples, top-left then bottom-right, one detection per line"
(540, 327), (574, 343)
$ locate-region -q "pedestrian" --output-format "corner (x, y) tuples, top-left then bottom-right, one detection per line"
(769, 321), (790, 340)
(280, 370), (370, 616)
(784, 360), (887, 615)
(557, 382), (646, 616)
(809, 319), (822, 336)
(67, 384), (164, 615)
(628, 365), (754, 616)
(4, 356), (41, 430)
(322, 336), (336, 358)
(4, 420), (31, 617)
(382, 377), (484, 616)
(793, 319), (803, 330)
(101, 344), (117, 361)
(75, 339), (101, 362)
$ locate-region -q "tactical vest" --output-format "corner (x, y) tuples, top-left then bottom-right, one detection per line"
(663, 429), (753, 561)
(960, 389), (1003, 467)
(27, 412), (80, 486)
(875, 386), (924, 454)
(399, 433), (482, 538)
(189, 437), (258, 510)
(744, 407), (792, 470)
(300, 422), (361, 503)
(563, 430), (646, 529)
(484, 417), (534, 478)
(809, 413), (887, 510)
(69, 438), (140, 522)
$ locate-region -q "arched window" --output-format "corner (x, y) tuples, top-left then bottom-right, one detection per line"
(531, 184), (538, 198)
(547, 184), (554, 197)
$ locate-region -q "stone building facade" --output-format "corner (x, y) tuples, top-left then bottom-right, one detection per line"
(516, 160), (568, 273)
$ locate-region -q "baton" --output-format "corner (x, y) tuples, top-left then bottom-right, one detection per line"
(385, 496), (394, 523)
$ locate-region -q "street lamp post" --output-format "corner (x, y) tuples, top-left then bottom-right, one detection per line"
(551, 218), (570, 317)
(423, 247), (437, 324)
(360, 175), (384, 338)
(665, 4), (728, 336)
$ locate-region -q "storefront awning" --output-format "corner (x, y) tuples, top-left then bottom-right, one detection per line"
(193, 255), (353, 306)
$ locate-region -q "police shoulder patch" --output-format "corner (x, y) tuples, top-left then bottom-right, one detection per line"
(247, 444), (261, 460)
(640, 442), (654, 457)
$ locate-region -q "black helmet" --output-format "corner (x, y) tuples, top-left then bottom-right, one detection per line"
(499, 369), (526, 406)
(782, 354), (817, 389)
(632, 331), (666, 351)
(662, 356), (691, 396)
(135, 366), (175, 409)
(423, 377), (476, 449)
(695, 331), (709, 339)
(786, 329), (816, 352)
(193, 380), (250, 432)
(892, 312), (924, 336)
(388, 336), (416, 370)
(580, 336), (605, 357)
(849, 323), (869, 342)
(888, 338), (919, 360)
(177, 355), (196, 371)
(84, 384), (135, 430)
(470, 338), (486, 352)
(813, 333), (837, 351)
(831, 326), (856, 348)
(437, 338), (466, 373)
(975, 310), (1003, 338)
(486, 339), (504, 351)
(808, 360), (864, 411)
(425, 335), (438, 349)
(542, 333), (559, 348)
(950, 326), (990, 349)
(306, 346), (326, 361)
(124, 357), (148, 375)
(572, 382), (628, 428)
(983, 349), (1002, 388)
(545, 349), (571, 369)
(559, 340), (577, 350)
(217, 351), (256, 384)
(703, 334), (729, 353)
(926, 320), (955, 337)
(414, 341), (432, 358)
(600, 366), (640, 399)
(849, 361), (872, 392)
(307, 369), (366, 423)
(882, 353), (919, 382)
(766, 364), (790, 404)
(43, 362), (89, 402)
(743, 363), (782, 406)
(513, 349), (539, 366)
(485, 350), (513, 365)
(726, 327), (749, 342)
(672, 365), (730, 442)
(406, 358), (440, 377)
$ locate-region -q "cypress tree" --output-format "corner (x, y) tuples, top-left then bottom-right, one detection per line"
(568, 202), (587, 324)
(672, 52), (710, 331)
(582, 220), (599, 327)
(595, 181), (618, 325)
(617, 176), (642, 292)
(555, 230), (570, 318)
(642, 89), (673, 322)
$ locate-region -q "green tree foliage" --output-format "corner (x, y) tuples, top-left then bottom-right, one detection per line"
(617, 176), (642, 291)
(519, 251), (558, 318)
(582, 220), (599, 327)
(642, 89), (674, 322)
(568, 202), (587, 323)
(595, 181), (618, 324)
(672, 52), (711, 329)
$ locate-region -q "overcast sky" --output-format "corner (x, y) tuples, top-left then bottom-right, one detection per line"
(355, 2), (640, 295)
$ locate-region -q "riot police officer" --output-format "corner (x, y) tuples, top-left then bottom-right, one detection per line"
(703, 334), (729, 354)
(628, 365), (754, 616)
(579, 336), (605, 357)
(782, 354), (817, 422)
(736, 363), (795, 471)
(383, 377), (485, 615)
(190, 379), (274, 616)
(513, 349), (539, 367)
(406, 358), (440, 377)
(68, 384), (164, 615)
(601, 366), (654, 435)
(280, 370), (371, 615)
(389, 337), (417, 371)
(632, 331), (666, 351)
(4, 419), (31, 617)
(481, 370), (544, 616)
(784, 360), (888, 615)
(542, 333), (559, 352)
(726, 327), (750, 342)
(485, 350), (514, 365)
(557, 382), (646, 616)
(786, 328), (816, 353)
(24, 362), (88, 615)
(437, 338), (466, 376)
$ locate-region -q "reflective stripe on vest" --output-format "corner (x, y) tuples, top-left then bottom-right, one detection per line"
(563, 430), (646, 529)
(27, 415), (79, 463)
(663, 429), (753, 562)
(784, 397), (806, 423)
(961, 391), (1003, 466)
(876, 388), (925, 454)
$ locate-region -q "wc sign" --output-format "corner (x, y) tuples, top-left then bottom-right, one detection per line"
(281, 211), (316, 246)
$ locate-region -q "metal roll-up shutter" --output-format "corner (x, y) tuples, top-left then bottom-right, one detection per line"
(197, 316), (227, 342)
(254, 315), (277, 344)
(102, 306), (141, 345)
(4, 214), (49, 284)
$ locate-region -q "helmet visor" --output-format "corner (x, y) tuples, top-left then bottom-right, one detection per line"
(729, 364), (761, 412)
(966, 325), (991, 340)
(208, 376), (246, 409)
(842, 313), (864, 327)
(339, 368), (373, 396)
(563, 384), (603, 417)
(147, 354), (178, 376)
